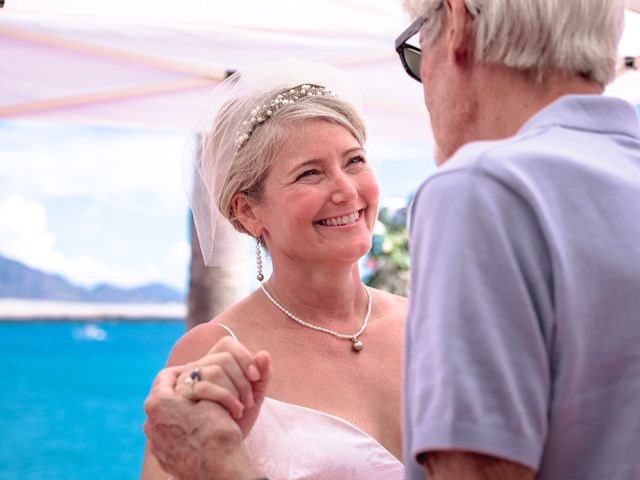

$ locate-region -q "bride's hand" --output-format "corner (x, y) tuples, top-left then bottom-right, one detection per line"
(175, 336), (271, 438)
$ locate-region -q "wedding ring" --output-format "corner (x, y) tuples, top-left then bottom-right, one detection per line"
(183, 367), (202, 390)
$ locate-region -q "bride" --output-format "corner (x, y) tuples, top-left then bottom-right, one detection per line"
(141, 60), (406, 480)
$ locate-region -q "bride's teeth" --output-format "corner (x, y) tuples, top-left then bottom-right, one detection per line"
(319, 211), (360, 226)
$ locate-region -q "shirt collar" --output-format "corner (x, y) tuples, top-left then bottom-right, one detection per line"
(517, 94), (640, 138)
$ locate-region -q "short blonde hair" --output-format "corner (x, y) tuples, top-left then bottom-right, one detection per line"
(404, 0), (625, 85)
(205, 88), (367, 235)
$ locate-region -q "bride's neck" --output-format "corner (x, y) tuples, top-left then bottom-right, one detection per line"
(266, 264), (365, 322)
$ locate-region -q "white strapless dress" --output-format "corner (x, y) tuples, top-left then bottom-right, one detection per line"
(213, 324), (403, 479)
(244, 397), (404, 480)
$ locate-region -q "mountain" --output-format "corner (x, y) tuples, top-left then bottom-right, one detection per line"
(84, 283), (184, 303)
(0, 255), (184, 303)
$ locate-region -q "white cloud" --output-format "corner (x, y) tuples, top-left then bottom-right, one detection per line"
(171, 241), (192, 264)
(0, 121), (194, 292)
(0, 121), (189, 211)
(619, 11), (640, 57)
(0, 195), (49, 236)
(0, 195), (57, 267)
(0, 194), (187, 291)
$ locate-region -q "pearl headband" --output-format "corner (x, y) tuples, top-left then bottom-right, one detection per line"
(234, 83), (337, 154)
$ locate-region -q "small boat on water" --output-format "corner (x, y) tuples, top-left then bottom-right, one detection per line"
(72, 323), (107, 341)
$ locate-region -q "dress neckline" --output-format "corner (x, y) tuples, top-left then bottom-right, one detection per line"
(263, 396), (402, 463)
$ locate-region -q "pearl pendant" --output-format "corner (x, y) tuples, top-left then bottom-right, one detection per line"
(352, 340), (364, 352)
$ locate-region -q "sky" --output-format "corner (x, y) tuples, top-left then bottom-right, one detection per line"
(0, 120), (435, 293)
(0, 121), (192, 292)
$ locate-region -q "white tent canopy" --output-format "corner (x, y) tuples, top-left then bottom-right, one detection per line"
(1, 0), (639, 142)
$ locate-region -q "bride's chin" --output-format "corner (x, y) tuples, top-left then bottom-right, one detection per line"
(324, 242), (372, 264)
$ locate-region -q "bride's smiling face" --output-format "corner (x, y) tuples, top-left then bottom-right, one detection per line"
(255, 118), (379, 266)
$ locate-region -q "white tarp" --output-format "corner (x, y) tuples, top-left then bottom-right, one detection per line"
(1, 0), (638, 141)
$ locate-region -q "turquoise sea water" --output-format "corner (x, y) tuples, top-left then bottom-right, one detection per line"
(0, 320), (185, 480)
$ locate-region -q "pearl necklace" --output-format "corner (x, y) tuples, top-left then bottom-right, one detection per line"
(260, 283), (372, 352)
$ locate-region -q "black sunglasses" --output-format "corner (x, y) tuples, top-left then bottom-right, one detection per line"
(394, 15), (428, 83)
(395, 2), (479, 83)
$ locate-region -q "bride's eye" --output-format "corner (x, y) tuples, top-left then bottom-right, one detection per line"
(347, 155), (366, 166)
(296, 169), (319, 181)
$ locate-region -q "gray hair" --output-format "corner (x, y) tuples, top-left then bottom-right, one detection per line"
(210, 89), (367, 235)
(404, 0), (625, 84)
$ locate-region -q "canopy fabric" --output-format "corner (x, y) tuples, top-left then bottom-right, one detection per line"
(1, 0), (638, 141)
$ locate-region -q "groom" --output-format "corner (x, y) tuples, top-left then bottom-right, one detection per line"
(398, 0), (640, 479)
(144, 1), (640, 479)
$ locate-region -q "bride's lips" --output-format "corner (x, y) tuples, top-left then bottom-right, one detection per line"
(315, 209), (364, 227)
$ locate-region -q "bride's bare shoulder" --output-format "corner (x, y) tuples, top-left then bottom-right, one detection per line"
(166, 291), (263, 366)
(369, 287), (408, 321)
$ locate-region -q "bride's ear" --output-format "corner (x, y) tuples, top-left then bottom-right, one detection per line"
(232, 192), (263, 237)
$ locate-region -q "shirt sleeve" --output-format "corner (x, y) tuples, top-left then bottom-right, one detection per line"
(404, 163), (555, 471)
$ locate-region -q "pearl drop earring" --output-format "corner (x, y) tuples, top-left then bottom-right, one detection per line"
(256, 237), (264, 282)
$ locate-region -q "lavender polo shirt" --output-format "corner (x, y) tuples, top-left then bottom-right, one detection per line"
(403, 95), (640, 479)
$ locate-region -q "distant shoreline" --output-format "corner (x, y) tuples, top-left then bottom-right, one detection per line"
(0, 299), (186, 321)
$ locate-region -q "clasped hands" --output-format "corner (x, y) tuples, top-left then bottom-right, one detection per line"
(143, 337), (271, 480)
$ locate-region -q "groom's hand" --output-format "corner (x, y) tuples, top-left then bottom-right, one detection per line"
(143, 366), (259, 480)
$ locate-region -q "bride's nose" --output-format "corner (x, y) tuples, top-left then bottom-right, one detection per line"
(329, 171), (358, 204)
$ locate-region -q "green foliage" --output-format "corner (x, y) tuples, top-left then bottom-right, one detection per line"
(365, 205), (410, 297)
